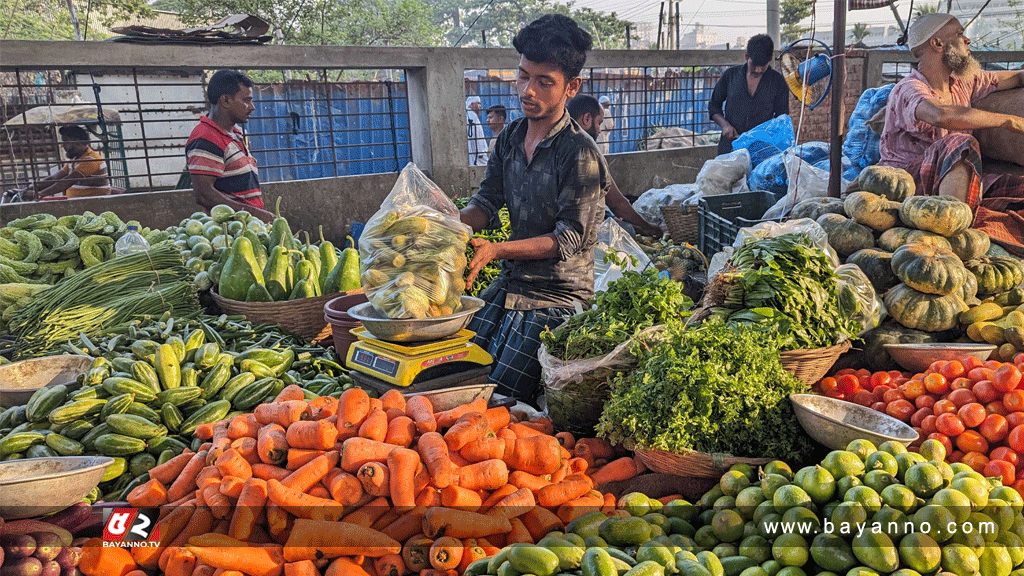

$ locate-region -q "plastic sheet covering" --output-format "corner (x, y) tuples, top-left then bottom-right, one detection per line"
(843, 84), (895, 181)
(708, 218), (841, 282)
(836, 263), (887, 335)
(631, 184), (701, 233)
(731, 115), (795, 168)
(762, 151), (851, 220)
(593, 219), (652, 293)
(358, 163), (473, 319)
(538, 325), (663, 391)
(695, 148), (751, 197)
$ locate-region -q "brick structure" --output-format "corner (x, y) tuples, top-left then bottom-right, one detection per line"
(790, 53), (866, 144)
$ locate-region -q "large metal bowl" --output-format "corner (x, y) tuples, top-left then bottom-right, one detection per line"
(0, 355), (91, 408)
(347, 296), (486, 342)
(884, 343), (996, 374)
(790, 394), (919, 450)
(0, 456), (114, 519)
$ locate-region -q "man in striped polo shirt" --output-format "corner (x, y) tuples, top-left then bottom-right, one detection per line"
(186, 69), (274, 223)
(18, 124), (112, 200)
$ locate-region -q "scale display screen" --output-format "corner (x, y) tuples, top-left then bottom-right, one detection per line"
(351, 348), (399, 378)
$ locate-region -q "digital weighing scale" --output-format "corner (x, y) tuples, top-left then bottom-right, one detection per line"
(345, 326), (493, 388)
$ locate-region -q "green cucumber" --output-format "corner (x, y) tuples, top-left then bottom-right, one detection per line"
(45, 433), (84, 456)
(94, 433), (147, 456)
(106, 413), (167, 439)
(125, 402), (161, 422)
(27, 443), (57, 458)
(147, 435), (190, 456)
(48, 399), (107, 425)
(198, 362), (232, 399)
(219, 373), (257, 403)
(239, 359), (276, 379)
(80, 423), (112, 451)
(231, 377), (277, 410)
(155, 343), (181, 389)
(131, 361), (161, 393)
(179, 399), (231, 436)
(194, 343), (221, 370)
(0, 431), (46, 455)
(26, 384), (69, 422)
(154, 386), (203, 406)
(101, 456), (128, 481)
(69, 385), (104, 401)
(100, 393), (135, 420)
(102, 377), (156, 403)
(161, 403), (184, 434)
(60, 420), (94, 441)
(129, 452), (157, 477)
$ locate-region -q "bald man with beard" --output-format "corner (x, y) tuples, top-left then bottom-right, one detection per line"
(878, 14), (1024, 252)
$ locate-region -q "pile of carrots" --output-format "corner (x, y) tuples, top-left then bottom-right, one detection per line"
(79, 386), (640, 576)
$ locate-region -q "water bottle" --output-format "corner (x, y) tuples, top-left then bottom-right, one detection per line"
(115, 224), (150, 257)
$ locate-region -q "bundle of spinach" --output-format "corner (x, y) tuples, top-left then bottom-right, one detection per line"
(540, 268), (693, 361)
(597, 318), (816, 463)
(454, 197), (511, 296)
(710, 233), (859, 350)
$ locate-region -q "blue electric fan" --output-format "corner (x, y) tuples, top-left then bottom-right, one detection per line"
(779, 38), (835, 111)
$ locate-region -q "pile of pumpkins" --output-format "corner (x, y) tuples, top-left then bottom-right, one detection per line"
(791, 165), (1024, 339)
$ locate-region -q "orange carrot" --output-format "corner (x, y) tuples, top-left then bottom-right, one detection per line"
(550, 463), (568, 484)
(575, 438), (615, 460)
(371, 508), (403, 532)
(479, 483), (518, 513)
(308, 396), (339, 420)
(341, 496), (391, 528)
(506, 435), (562, 475)
(420, 570), (457, 576)
(232, 436), (261, 464)
(166, 548), (196, 576)
(381, 507), (426, 543)
(422, 507), (512, 539)
(384, 416), (416, 447)
(338, 388), (371, 433)
(443, 412), (488, 450)
(159, 508), (214, 571)
(557, 491), (604, 524)
(203, 484), (232, 519)
(186, 536), (284, 576)
(147, 451), (195, 485)
(405, 395), (436, 434)
(459, 437), (505, 463)
(286, 420), (338, 450)
(218, 476), (246, 499)
(554, 431), (575, 450)
(325, 558), (373, 576)
(326, 469), (365, 505)
(416, 486), (442, 507)
(588, 456), (638, 485)
(428, 537), (463, 571)
(508, 470), (551, 492)
(435, 398), (487, 428)
(485, 487), (535, 520)
(281, 453), (334, 492)
(368, 397), (383, 412)
(258, 424), (289, 466)
(194, 423), (216, 441)
(358, 410), (389, 442)
(387, 447), (420, 510)
(522, 417), (554, 435)
(227, 414), (260, 439)
(507, 422), (544, 438)
(284, 560), (319, 576)
(287, 449), (327, 470)
(252, 463), (292, 482)
(127, 478), (168, 508)
(341, 437), (400, 472)
(456, 459), (508, 491)
(256, 401), (312, 428)
(520, 506), (563, 541)
(379, 389), (406, 412)
(568, 457), (589, 474)
(384, 408), (405, 422)
(601, 492), (617, 514)
(401, 534), (433, 573)
(458, 540), (487, 574)
(448, 449), (470, 468)
(483, 407), (510, 433)
(229, 477), (269, 541)
(215, 448), (253, 480)
(374, 554), (405, 576)
(274, 384), (306, 403)
(267, 479), (343, 522)
(133, 505), (194, 569)
(266, 503), (291, 539)
(167, 450), (209, 503)
(308, 484), (331, 500)
(440, 484), (482, 511)
(476, 537), (501, 557)
(539, 473), (592, 507)
(358, 461), (391, 497)
(506, 518), (533, 544)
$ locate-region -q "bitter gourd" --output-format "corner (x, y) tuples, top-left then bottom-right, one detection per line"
(13, 229), (43, 263)
(0, 255), (37, 276)
(79, 235), (114, 267)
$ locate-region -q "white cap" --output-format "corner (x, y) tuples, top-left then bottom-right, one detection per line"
(466, 96), (481, 108)
(599, 96), (611, 105)
(907, 13), (957, 51)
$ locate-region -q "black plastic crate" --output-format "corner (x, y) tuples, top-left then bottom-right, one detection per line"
(698, 191), (780, 256)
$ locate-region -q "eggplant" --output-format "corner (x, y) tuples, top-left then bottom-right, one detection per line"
(38, 562), (60, 576)
(53, 547), (80, 570)
(31, 533), (62, 563)
(0, 557), (43, 576)
(1, 534), (36, 559)
(41, 504), (91, 532)
(60, 569), (80, 576)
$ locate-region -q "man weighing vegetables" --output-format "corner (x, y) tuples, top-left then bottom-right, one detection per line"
(459, 14), (609, 402)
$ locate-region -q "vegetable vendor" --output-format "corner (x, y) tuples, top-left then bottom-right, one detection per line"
(459, 14), (610, 402)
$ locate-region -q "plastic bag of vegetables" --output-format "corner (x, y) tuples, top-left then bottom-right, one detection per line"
(359, 163), (473, 319)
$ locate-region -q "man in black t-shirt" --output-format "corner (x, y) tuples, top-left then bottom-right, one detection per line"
(709, 34), (790, 155)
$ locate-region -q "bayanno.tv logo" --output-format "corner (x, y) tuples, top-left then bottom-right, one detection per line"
(102, 508), (161, 548)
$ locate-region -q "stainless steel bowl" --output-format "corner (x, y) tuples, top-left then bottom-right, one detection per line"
(884, 343), (996, 374)
(790, 394), (919, 450)
(0, 456), (114, 519)
(347, 296), (486, 342)
(0, 355), (91, 408)
(406, 383), (497, 412)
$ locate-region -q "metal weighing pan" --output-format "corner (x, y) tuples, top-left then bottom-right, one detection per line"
(347, 296), (485, 342)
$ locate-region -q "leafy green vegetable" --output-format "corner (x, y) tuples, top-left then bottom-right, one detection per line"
(710, 234), (859, 350)
(454, 196), (510, 296)
(540, 268), (693, 361)
(597, 318), (816, 464)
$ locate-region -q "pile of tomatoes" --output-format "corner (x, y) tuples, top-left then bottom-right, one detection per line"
(815, 356), (1024, 497)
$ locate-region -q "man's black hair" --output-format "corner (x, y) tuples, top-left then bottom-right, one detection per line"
(486, 104), (507, 120)
(746, 34), (775, 66)
(207, 69), (254, 105)
(512, 14), (593, 80)
(566, 95), (602, 121)
(58, 125), (90, 142)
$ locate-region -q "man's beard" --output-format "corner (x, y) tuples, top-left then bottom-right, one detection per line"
(943, 45), (979, 77)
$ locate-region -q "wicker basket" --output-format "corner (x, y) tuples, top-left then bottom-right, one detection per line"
(661, 204), (698, 245)
(636, 447), (773, 479)
(779, 340), (852, 385)
(212, 289), (361, 340)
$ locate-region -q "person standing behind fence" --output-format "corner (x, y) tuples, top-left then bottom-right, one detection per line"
(467, 96), (489, 166)
(186, 69), (274, 223)
(708, 34), (789, 156)
(597, 95), (614, 155)
(486, 104), (507, 154)
(15, 125), (112, 200)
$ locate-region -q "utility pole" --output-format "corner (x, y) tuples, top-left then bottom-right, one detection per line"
(675, 2), (681, 49)
(626, 24), (631, 49)
(65, 0), (83, 41)
(657, 2), (665, 49)
(481, 30), (486, 45)
(767, 0), (780, 46)
(828, 0), (847, 197)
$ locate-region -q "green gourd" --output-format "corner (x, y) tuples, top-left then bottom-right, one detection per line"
(262, 239), (293, 301)
(318, 226), (339, 291)
(339, 235), (361, 292)
(242, 222), (268, 270)
(268, 197), (296, 251)
(245, 282), (273, 302)
(292, 259), (320, 298)
(322, 260), (344, 294)
(289, 278), (316, 300)
(219, 236), (264, 300)
(302, 231), (322, 289)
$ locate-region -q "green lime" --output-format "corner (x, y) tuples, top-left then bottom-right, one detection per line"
(898, 533), (941, 573)
(890, 569), (922, 576)
(872, 506), (911, 540)
(758, 513), (783, 539)
(800, 466), (836, 505)
(739, 535), (772, 564)
(772, 533), (809, 567)
(952, 469), (986, 483)
(880, 484), (918, 513)
(996, 532), (1024, 567)
(736, 486), (768, 520)
(863, 470), (898, 494)
(722, 470), (753, 497)
(895, 452), (927, 481)
(877, 440), (908, 455)
(989, 486), (1023, 511)
(930, 460), (955, 486)
(713, 509), (746, 543)
(621, 491), (653, 516)
(949, 462), (974, 474)
(948, 528), (986, 555)
(753, 500), (777, 523)
(761, 474), (790, 501)
(905, 462), (944, 498)
(776, 567), (806, 576)
(949, 476), (990, 511)
(773, 485), (813, 514)
(740, 568), (769, 576)
(823, 450), (866, 480)
(699, 486), (726, 508)
(864, 451), (899, 476)
(845, 485), (883, 513)
(714, 496), (738, 512)
(968, 511), (1000, 542)
(979, 545), (1013, 576)
(781, 507), (820, 537)
(941, 543), (981, 576)
(845, 567), (880, 576)
(764, 461), (794, 481)
(830, 501), (868, 535)
(912, 504), (958, 543)
(713, 544), (739, 559)
(810, 533), (856, 573)
(918, 438), (947, 462)
(847, 439), (877, 461)
(931, 488), (973, 524)
(665, 498), (700, 521)
(761, 560), (783, 576)
(731, 463), (757, 481)
(984, 498), (1015, 533)
(837, 475), (864, 498)
(852, 531), (899, 573)
(700, 509), (718, 527)
(695, 525), (721, 550)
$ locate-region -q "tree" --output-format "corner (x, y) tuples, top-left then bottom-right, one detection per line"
(997, 0), (1024, 49)
(780, 0), (813, 43)
(912, 2), (941, 17)
(2, 0), (150, 39)
(849, 22), (870, 44)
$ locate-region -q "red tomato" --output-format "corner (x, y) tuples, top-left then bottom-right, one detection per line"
(916, 395), (937, 409)
(888, 370), (904, 379)
(911, 407), (931, 427)
(987, 401), (1008, 416)
(984, 459), (1016, 485)
(973, 380), (1000, 404)
(837, 374), (861, 395)
(961, 451), (989, 472)
(819, 376), (837, 390)
(949, 449), (965, 463)
(929, 360), (948, 375)
(994, 364), (1022, 393)
(903, 379), (926, 400)
(936, 412), (967, 436)
(991, 446), (1019, 468)
(940, 360), (966, 381)
(1016, 353), (1024, 365)
(858, 376), (872, 391)
(856, 368), (871, 378)
(980, 414), (1009, 443)
(834, 368), (857, 376)
(964, 356), (986, 371)
(958, 403), (987, 428)
(820, 378), (842, 399)
(951, 377), (973, 391)
(957, 430), (990, 454)
(886, 399), (915, 422)
(873, 385), (893, 402)
(948, 388), (978, 407)
(892, 378), (910, 387)
(1004, 390), (1024, 413)
(851, 390), (874, 407)
(1012, 479), (1024, 499)
(933, 399), (958, 416)
(928, 432), (954, 457)
(1007, 412), (1024, 429)
(923, 373), (949, 395)
(984, 360), (1003, 370)
(1008, 425), (1024, 453)
(883, 388), (906, 404)
(921, 414), (938, 434)
(870, 371), (892, 390)
(872, 401), (887, 412)
(968, 368), (995, 382)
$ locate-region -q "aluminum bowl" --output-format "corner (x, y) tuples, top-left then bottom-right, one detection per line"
(884, 343), (996, 374)
(0, 456), (114, 519)
(347, 296), (486, 342)
(790, 394), (918, 450)
(0, 355), (91, 408)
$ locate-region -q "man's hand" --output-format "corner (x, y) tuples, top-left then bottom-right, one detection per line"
(638, 221), (663, 238)
(722, 124), (738, 140)
(465, 237), (499, 288)
(19, 188), (37, 201)
(1005, 115), (1024, 136)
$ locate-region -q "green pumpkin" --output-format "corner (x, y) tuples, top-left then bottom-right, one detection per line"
(859, 321), (937, 371)
(816, 213), (875, 258)
(960, 270), (979, 305)
(890, 242), (968, 296)
(946, 228), (991, 261)
(856, 165), (916, 202)
(965, 256), (1024, 297)
(847, 248), (898, 293)
(844, 191), (901, 232)
(791, 197), (846, 221)
(877, 227), (952, 253)
(884, 283), (969, 332)
(899, 195), (973, 237)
